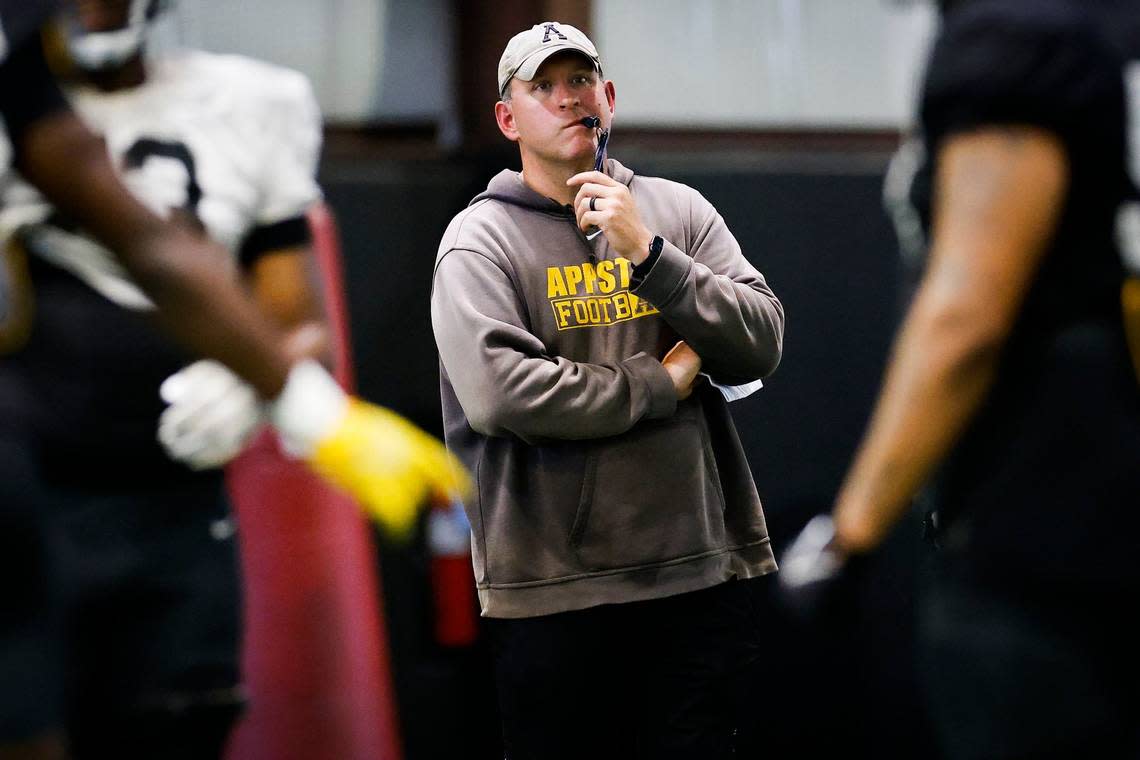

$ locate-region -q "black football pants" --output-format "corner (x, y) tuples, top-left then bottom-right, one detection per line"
(920, 572), (1140, 760)
(485, 575), (773, 760)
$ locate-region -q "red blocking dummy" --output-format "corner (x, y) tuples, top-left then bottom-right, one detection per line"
(225, 204), (402, 760)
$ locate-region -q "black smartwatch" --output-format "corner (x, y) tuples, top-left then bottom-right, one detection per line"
(633, 236), (664, 281)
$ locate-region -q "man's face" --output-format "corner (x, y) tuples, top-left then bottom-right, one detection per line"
(496, 51), (615, 167)
(72, 0), (133, 33)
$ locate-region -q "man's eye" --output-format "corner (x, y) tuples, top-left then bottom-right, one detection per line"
(533, 81), (551, 92)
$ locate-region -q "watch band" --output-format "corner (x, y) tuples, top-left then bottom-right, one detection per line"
(649, 235), (664, 258)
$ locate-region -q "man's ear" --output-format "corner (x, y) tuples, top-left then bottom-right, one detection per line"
(495, 99), (519, 142)
(604, 80), (616, 119)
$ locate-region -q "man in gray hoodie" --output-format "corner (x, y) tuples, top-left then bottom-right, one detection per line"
(431, 21), (785, 760)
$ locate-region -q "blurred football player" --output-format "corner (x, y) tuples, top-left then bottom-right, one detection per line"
(0, 1), (466, 758)
(782, 1), (1140, 757)
(0, 0), (466, 551)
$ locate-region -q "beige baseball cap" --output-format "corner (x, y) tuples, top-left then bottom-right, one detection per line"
(497, 21), (602, 97)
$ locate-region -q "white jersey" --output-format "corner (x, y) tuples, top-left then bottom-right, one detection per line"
(0, 50), (322, 310)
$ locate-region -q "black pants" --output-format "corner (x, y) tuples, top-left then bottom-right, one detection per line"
(0, 461), (244, 756)
(919, 571), (1140, 760)
(485, 576), (772, 760)
(0, 437), (64, 742)
(68, 701), (242, 760)
(52, 478), (244, 758)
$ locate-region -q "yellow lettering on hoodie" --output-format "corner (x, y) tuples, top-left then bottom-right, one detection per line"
(596, 260), (616, 293)
(554, 300), (574, 327)
(612, 293), (631, 320)
(564, 266), (584, 295)
(581, 262), (598, 294)
(548, 257), (658, 330)
(547, 267), (569, 298)
(616, 258), (633, 289)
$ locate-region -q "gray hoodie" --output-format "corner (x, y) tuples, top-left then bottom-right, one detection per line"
(431, 159), (784, 618)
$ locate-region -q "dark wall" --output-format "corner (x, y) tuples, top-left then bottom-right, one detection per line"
(320, 152), (937, 759)
(651, 163), (899, 520)
(321, 163), (504, 759)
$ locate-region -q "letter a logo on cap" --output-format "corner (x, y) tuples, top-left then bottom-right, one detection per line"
(542, 23), (568, 43)
(497, 21), (602, 95)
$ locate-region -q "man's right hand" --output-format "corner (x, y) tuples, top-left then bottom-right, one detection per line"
(662, 341), (702, 400)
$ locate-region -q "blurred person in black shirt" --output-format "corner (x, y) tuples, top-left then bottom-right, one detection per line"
(782, 1), (1140, 758)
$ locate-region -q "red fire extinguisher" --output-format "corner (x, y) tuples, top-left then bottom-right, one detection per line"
(428, 500), (479, 647)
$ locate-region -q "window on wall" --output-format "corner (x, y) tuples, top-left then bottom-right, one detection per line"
(173, 0), (453, 127)
(591, 0), (936, 129)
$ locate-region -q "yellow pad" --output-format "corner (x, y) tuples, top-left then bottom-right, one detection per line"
(0, 239), (35, 355)
(1124, 278), (1140, 384)
(310, 399), (472, 539)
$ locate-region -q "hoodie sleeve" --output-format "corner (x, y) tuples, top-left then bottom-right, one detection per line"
(432, 248), (677, 442)
(632, 186), (785, 385)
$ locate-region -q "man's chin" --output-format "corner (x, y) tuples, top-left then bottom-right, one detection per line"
(558, 145), (597, 170)
(528, 142), (596, 170)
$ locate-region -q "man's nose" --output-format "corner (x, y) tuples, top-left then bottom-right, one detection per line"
(557, 86), (580, 110)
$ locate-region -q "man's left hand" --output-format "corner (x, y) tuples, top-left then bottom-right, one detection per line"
(567, 171), (653, 263)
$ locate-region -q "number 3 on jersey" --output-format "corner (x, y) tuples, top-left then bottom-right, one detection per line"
(121, 137), (205, 230)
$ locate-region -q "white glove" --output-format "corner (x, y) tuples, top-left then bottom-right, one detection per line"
(267, 359), (348, 458)
(779, 514), (847, 590)
(776, 514), (859, 624)
(158, 359), (266, 470)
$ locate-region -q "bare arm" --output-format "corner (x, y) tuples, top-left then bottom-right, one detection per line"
(16, 110), (294, 397)
(832, 127), (1068, 553)
(245, 244), (332, 366)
